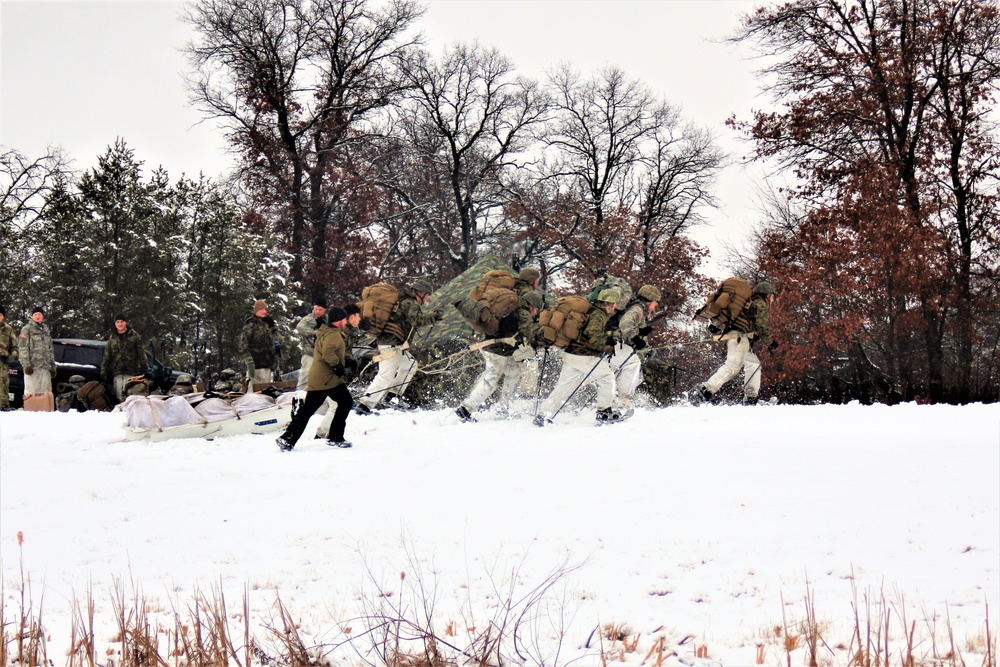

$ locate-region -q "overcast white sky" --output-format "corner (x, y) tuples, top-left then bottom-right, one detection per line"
(1, 0), (769, 277)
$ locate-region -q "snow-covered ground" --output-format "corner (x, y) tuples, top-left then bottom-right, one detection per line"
(1, 402), (997, 666)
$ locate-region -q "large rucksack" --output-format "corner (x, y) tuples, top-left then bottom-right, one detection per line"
(587, 275), (632, 308)
(77, 381), (115, 411)
(455, 287), (522, 336)
(358, 283), (404, 340)
(693, 277), (753, 332)
(468, 270), (518, 301)
(538, 296), (593, 347)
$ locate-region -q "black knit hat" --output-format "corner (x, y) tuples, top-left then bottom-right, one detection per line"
(327, 306), (348, 323)
(344, 303), (361, 316)
(0, 306), (5, 317)
(114, 313), (127, 322)
(31, 307), (44, 315)
(313, 297), (328, 308)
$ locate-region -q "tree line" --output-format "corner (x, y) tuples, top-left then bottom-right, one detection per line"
(1, 0), (997, 402)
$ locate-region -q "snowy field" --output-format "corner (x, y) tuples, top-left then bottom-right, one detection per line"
(1, 402), (997, 666)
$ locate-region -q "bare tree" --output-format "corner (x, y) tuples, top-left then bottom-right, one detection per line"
(385, 41), (550, 273)
(183, 0), (422, 297)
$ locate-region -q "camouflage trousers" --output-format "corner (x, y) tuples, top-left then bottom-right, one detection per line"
(1, 362), (9, 408)
(461, 350), (523, 413)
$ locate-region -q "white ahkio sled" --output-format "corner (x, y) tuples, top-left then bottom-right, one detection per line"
(120, 392), (295, 442)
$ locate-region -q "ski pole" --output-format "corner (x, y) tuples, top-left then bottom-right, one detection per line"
(546, 353), (608, 423)
(533, 347), (550, 417)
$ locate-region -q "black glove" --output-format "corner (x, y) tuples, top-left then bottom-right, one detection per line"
(603, 344), (616, 357)
(433, 309), (444, 321)
(25, 366), (34, 375)
(345, 358), (358, 373)
(708, 324), (722, 335)
(768, 340), (779, 352)
(332, 363), (345, 377)
(630, 337), (647, 351)
(638, 325), (653, 336)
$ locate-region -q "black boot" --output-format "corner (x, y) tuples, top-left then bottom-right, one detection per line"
(455, 405), (475, 422)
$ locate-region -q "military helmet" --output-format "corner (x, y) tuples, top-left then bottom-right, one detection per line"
(597, 288), (621, 304)
(522, 290), (544, 309)
(409, 279), (434, 295)
(219, 368), (238, 379)
(519, 267), (541, 283)
(753, 281), (777, 296)
(175, 374), (193, 385)
(637, 284), (661, 302)
(68, 374), (86, 384)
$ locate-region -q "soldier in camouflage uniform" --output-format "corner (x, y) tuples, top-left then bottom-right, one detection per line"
(535, 289), (621, 426)
(211, 369), (243, 395)
(514, 267), (541, 299)
(167, 374), (195, 396)
(0, 307), (19, 410)
(293, 297), (327, 391)
(456, 290), (547, 421)
(56, 375), (87, 412)
(608, 284), (660, 413)
(698, 281), (778, 405)
(356, 280), (441, 414)
(239, 299), (279, 392)
(20, 307), (55, 395)
(101, 314), (146, 400)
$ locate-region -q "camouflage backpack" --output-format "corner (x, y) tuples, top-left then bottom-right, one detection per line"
(455, 287), (522, 336)
(693, 277), (753, 332)
(538, 296), (594, 347)
(468, 270), (518, 301)
(587, 275), (632, 310)
(358, 283), (402, 339)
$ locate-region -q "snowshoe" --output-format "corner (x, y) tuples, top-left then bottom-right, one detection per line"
(326, 438), (353, 449)
(455, 405), (476, 423)
(354, 402), (376, 416)
(595, 407), (625, 424)
(275, 436), (294, 452)
(385, 393), (413, 411)
(532, 414), (547, 428)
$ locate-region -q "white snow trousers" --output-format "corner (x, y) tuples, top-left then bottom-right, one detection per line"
(24, 371), (52, 395)
(609, 342), (642, 407)
(296, 353), (313, 390)
(704, 334), (761, 399)
(360, 344), (418, 409)
(538, 352), (614, 419)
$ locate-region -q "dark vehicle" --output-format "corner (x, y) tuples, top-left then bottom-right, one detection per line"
(53, 339), (186, 391)
(6, 358), (24, 409)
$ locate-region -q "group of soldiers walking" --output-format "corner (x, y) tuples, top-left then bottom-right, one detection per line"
(273, 267), (777, 452)
(2, 269), (776, 445)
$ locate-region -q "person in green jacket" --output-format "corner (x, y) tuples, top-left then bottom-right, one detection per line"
(239, 299), (279, 392)
(0, 306), (19, 410)
(276, 307), (354, 451)
(535, 289), (621, 426)
(101, 314), (146, 399)
(697, 281), (778, 405)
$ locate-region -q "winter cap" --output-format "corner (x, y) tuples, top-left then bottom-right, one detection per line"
(597, 288), (621, 304)
(327, 306), (348, 323)
(32, 307), (44, 315)
(253, 299), (267, 312)
(519, 267), (541, 283)
(313, 297), (328, 308)
(522, 290), (544, 309)
(344, 303), (361, 316)
(409, 279), (434, 296)
(637, 284), (661, 302)
(114, 313), (127, 323)
(753, 281), (777, 296)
